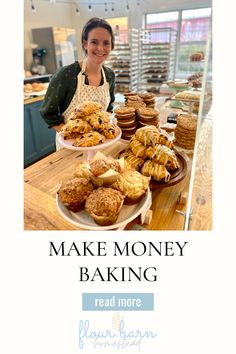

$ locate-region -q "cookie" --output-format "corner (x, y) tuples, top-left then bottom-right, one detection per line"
(176, 114), (197, 131)
(114, 106), (136, 118)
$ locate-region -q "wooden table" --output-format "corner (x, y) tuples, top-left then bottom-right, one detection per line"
(24, 143), (192, 231)
(24, 107), (212, 231)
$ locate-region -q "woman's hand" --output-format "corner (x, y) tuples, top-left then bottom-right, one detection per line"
(53, 123), (65, 132)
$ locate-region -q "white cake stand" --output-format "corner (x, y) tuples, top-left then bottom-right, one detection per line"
(57, 127), (122, 160)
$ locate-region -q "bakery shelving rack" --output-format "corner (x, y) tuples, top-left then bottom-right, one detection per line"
(106, 29), (139, 93)
(138, 28), (177, 93)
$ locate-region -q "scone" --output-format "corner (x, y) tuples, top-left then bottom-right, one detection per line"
(85, 187), (125, 226)
(111, 170), (150, 204)
(61, 119), (92, 139)
(57, 177), (94, 212)
(119, 149), (146, 170)
(135, 125), (161, 146)
(100, 123), (120, 139)
(74, 101), (102, 117)
(85, 110), (110, 130)
(141, 160), (171, 182)
(72, 131), (105, 147)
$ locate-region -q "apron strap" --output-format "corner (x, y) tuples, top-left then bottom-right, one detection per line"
(80, 59), (107, 84)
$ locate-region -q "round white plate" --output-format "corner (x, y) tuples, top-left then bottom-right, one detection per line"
(56, 188), (150, 230)
(57, 127), (122, 152)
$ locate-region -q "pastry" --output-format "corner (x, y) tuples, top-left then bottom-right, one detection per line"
(85, 187), (125, 226)
(85, 110), (110, 130)
(135, 125), (161, 146)
(145, 145), (179, 170)
(74, 101), (102, 117)
(119, 150), (146, 170)
(112, 170), (150, 204)
(60, 119), (92, 139)
(72, 131), (105, 147)
(100, 123), (120, 139)
(73, 161), (92, 179)
(175, 91), (201, 100)
(141, 160), (171, 182)
(130, 138), (146, 158)
(90, 158), (121, 177)
(57, 177), (94, 212)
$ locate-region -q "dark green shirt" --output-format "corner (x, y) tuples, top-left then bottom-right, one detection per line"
(40, 61), (115, 127)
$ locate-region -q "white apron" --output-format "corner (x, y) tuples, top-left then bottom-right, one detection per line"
(56, 60), (111, 149)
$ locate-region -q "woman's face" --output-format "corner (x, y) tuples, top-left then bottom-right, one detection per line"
(83, 27), (112, 64)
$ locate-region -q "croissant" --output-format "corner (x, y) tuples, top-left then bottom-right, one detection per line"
(145, 145), (179, 170)
(141, 160), (170, 182)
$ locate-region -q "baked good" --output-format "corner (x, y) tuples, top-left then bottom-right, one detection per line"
(60, 119), (92, 139)
(119, 150), (146, 170)
(138, 93), (155, 108)
(72, 131), (105, 147)
(135, 125), (161, 146)
(24, 83), (33, 93)
(100, 123), (120, 139)
(73, 161), (92, 179)
(174, 114), (197, 150)
(175, 90), (201, 100)
(74, 101), (102, 117)
(111, 170), (150, 204)
(137, 107), (160, 127)
(190, 52), (204, 61)
(57, 177), (94, 212)
(114, 106), (137, 140)
(125, 100), (146, 110)
(114, 106), (136, 119)
(85, 111), (110, 130)
(129, 138), (146, 158)
(141, 160), (171, 182)
(90, 158), (121, 177)
(145, 145), (179, 170)
(85, 187), (125, 226)
(32, 82), (45, 91)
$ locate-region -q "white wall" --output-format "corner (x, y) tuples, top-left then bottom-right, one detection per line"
(24, 0), (212, 71)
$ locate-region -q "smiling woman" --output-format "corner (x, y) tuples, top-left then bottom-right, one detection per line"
(40, 17), (116, 149)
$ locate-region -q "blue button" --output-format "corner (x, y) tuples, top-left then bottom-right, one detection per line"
(82, 293), (154, 311)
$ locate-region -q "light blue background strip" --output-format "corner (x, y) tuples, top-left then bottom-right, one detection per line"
(82, 293), (154, 311)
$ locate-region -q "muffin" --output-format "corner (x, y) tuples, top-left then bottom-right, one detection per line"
(111, 170), (150, 204)
(57, 177), (94, 212)
(89, 157), (122, 187)
(90, 157), (121, 177)
(85, 187), (125, 226)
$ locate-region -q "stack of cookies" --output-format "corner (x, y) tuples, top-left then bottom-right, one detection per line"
(125, 97), (146, 111)
(174, 114), (197, 150)
(124, 92), (139, 102)
(114, 106), (137, 140)
(138, 93), (156, 108)
(136, 107), (160, 128)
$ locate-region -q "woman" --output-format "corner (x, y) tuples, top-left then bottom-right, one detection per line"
(40, 17), (115, 140)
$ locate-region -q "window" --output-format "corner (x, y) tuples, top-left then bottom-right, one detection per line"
(106, 17), (128, 43)
(177, 8), (212, 78)
(145, 8), (212, 79)
(146, 11), (179, 31)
